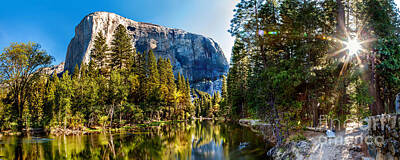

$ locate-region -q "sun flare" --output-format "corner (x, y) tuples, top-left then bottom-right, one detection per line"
(345, 38), (362, 56)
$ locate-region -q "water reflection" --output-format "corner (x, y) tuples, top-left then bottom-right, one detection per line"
(0, 121), (270, 160)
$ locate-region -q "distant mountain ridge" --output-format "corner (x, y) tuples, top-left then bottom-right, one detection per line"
(65, 12), (228, 94)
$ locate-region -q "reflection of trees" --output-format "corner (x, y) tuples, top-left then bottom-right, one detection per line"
(0, 121), (269, 159)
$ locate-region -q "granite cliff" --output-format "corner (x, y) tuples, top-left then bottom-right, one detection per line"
(42, 62), (65, 75)
(65, 12), (228, 94)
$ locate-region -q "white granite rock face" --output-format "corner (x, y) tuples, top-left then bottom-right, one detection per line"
(65, 12), (228, 94)
(42, 62), (65, 75)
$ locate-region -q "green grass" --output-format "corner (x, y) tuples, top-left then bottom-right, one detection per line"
(288, 133), (307, 142)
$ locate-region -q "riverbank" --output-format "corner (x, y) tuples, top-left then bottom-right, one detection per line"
(238, 119), (373, 160)
(0, 118), (229, 136)
(0, 120), (188, 136)
(238, 119), (276, 142)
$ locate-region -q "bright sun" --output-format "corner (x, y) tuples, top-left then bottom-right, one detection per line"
(345, 38), (362, 56)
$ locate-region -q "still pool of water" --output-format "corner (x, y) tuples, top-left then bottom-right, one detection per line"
(0, 120), (271, 160)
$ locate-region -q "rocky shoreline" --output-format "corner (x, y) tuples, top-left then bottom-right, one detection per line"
(238, 119), (371, 160)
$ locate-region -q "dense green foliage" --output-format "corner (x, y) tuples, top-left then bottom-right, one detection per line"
(192, 89), (222, 118)
(226, 0), (400, 145)
(0, 42), (53, 130)
(357, 0), (400, 114)
(0, 25), (202, 132)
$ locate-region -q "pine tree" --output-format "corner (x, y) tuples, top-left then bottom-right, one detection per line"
(178, 74), (186, 109)
(165, 59), (176, 92)
(177, 73), (183, 92)
(144, 50), (161, 119)
(126, 49), (137, 73)
(137, 51), (148, 102)
(220, 75), (229, 117)
(111, 24), (133, 70)
(96, 74), (109, 127)
(227, 40), (248, 117)
(91, 31), (109, 74)
(357, 0), (400, 114)
(185, 78), (193, 117)
(73, 64), (79, 78)
(212, 91), (221, 117)
(45, 73), (57, 125)
(147, 50), (160, 89)
(221, 75), (227, 100)
(156, 58), (168, 118)
(165, 59), (176, 119)
(127, 73), (140, 103)
(86, 73), (99, 127)
(88, 60), (97, 78)
(72, 64), (83, 118)
(50, 71), (60, 126)
(185, 78), (191, 99)
(26, 75), (47, 127)
(109, 70), (130, 127)
(158, 58), (168, 97)
(58, 71), (73, 129)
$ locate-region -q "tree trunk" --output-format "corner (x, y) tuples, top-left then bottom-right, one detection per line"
(119, 110), (122, 127)
(373, 56), (385, 115)
(336, 0), (346, 37)
(109, 104), (114, 128)
(389, 95), (395, 113)
(268, 98), (283, 146)
(17, 92), (24, 132)
(363, 53), (385, 115)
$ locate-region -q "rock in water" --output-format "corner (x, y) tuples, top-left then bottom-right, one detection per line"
(65, 12), (229, 94)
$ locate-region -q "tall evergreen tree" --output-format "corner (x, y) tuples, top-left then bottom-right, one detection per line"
(145, 50), (161, 118)
(44, 73), (57, 125)
(91, 31), (110, 74)
(25, 74), (47, 127)
(227, 40), (248, 118)
(158, 58), (168, 95)
(111, 24), (133, 70)
(58, 71), (73, 129)
(147, 50), (160, 88)
(137, 51), (148, 102)
(108, 70), (130, 127)
(358, 0), (400, 114)
(219, 75), (229, 117)
(164, 59), (176, 119)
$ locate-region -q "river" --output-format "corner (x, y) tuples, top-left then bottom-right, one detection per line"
(0, 120), (271, 160)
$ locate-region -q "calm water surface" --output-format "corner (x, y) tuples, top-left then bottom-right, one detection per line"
(0, 121), (271, 160)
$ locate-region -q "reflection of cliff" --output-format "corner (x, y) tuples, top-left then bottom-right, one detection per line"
(191, 139), (225, 159)
(192, 121), (223, 148)
(190, 121), (227, 159)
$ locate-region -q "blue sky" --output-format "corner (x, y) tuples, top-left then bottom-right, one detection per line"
(0, 0), (237, 65)
(1, 0), (400, 65)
